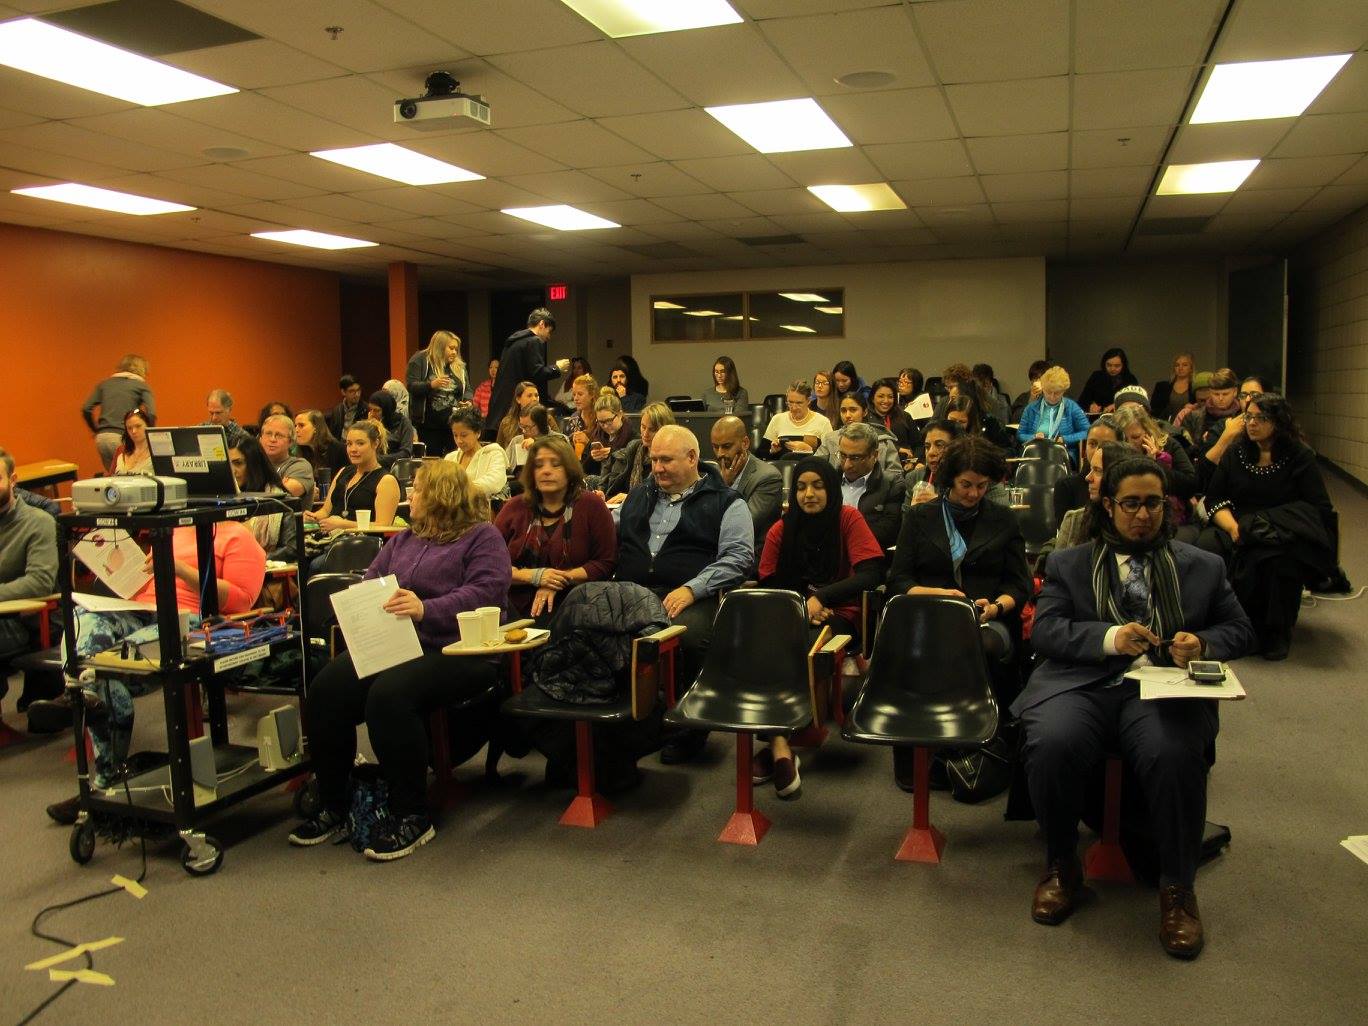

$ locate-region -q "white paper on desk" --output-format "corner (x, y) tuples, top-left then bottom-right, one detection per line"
(73, 592), (156, 613)
(72, 531), (152, 599)
(329, 575), (422, 678)
(1340, 836), (1368, 866)
(1132, 665), (1247, 701)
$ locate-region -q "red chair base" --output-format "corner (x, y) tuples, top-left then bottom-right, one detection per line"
(719, 808), (771, 846)
(789, 724), (828, 748)
(64, 732), (95, 764)
(895, 825), (946, 863)
(0, 719), (25, 748)
(561, 793), (612, 828)
(1085, 755), (1134, 883)
(560, 721), (611, 829)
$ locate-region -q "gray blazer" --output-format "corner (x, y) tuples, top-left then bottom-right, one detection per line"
(731, 454), (783, 554)
(1011, 540), (1255, 717)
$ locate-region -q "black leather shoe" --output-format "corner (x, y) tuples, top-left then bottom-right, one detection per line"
(1031, 857), (1085, 925)
(46, 796), (81, 825)
(659, 729), (709, 765)
(27, 691), (106, 734)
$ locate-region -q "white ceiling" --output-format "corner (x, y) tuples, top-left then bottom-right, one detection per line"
(0, 0), (1365, 285)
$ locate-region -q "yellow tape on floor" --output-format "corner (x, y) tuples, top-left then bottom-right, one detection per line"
(111, 875), (147, 899)
(49, 968), (115, 987)
(24, 936), (124, 971)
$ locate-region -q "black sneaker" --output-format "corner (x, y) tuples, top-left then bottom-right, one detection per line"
(288, 808), (350, 847)
(363, 814), (435, 862)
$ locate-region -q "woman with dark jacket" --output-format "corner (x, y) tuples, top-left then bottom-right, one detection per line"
(405, 330), (468, 458)
(496, 435), (616, 621)
(594, 402), (675, 504)
(1078, 347), (1139, 413)
(1197, 394), (1335, 661)
(756, 457), (885, 800)
(367, 388), (415, 466)
(831, 360), (871, 407)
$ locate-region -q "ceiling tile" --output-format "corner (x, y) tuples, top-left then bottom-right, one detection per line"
(1308, 55), (1368, 117)
(372, 216), (488, 240)
(653, 194), (758, 220)
(671, 155), (796, 192)
(1204, 211), (1286, 234)
(1074, 0), (1226, 73)
(1212, 0), (1368, 62)
(865, 140), (974, 180)
(981, 171), (1068, 202)
(756, 6), (936, 95)
(496, 121), (654, 170)
(576, 199), (679, 225)
(582, 162), (709, 198)
(768, 212), (858, 234)
(84, 171), (255, 210)
(1072, 126), (1170, 168)
(992, 199), (1068, 222)
(230, 153), (395, 192)
(0, 67), (132, 121)
(965, 132), (1068, 173)
(261, 75), (417, 140)
(595, 110), (750, 161)
(1070, 196), (1142, 219)
(348, 188), (485, 218)
(639, 221), (725, 242)
(891, 177), (986, 206)
(1166, 121), (1292, 164)
(435, 178), (556, 208)
(764, 149), (882, 186)
(1271, 113), (1368, 159)
(396, 0), (603, 56)
(409, 132), (567, 177)
(1143, 193), (1231, 218)
(739, 1), (903, 15)
(500, 170), (633, 203)
(289, 193), (419, 223)
(65, 108), (287, 162)
(945, 77), (1069, 136)
(487, 42), (688, 119)
(818, 88), (957, 145)
(728, 188), (828, 216)
(171, 38), (347, 89)
(1072, 68), (1194, 130)
(916, 204), (995, 227)
(913, 0), (1070, 83)
(173, 92), (372, 151)
(220, 199), (356, 232)
(1069, 166), (1154, 198)
(1220, 187), (1318, 214)
(1336, 156), (1368, 184)
(1243, 155), (1361, 190)
(616, 24), (807, 106)
(157, 163), (327, 201)
(1301, 182), (1368, 212)
(4, 121), (200, 173)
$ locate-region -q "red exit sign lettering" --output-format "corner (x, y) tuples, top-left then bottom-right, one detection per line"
(548, 283), (568, 301)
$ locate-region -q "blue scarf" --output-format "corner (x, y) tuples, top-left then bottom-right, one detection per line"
(1036, 397), (1063, 438)
(940, 498), (968, 587)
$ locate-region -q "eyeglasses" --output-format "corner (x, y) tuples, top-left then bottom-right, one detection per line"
(839, 449), (874, 462)
(261, 430), (290, 440)
(1244, 413), (1270, 424)
(1238, 390), (1261, 399)
(1113, 496), (1166, 514)
(595, 416), (617, 427)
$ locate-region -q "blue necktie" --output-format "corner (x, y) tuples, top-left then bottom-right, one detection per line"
(1121, 554), (1150, 622)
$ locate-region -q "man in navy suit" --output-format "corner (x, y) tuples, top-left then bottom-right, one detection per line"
(1013, 455), (1254, 959)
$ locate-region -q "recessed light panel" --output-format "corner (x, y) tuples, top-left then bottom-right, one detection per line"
(1190, 54), (1352, 124)
(0, 18), (236, 105)
(779, 292), (829, 303)
(705, 98), (852, 154)
(560, 0), (741, 38)
(815, 306), (843, 315)
(12, 183), (193, 215)
(780, 324), (817, 333)
(1156, 160), (1260, 195)
(310, 143), (484, 186)
(682, 309), (724, 317)
(251, 230), (377, 251)
(652, 300), (685, 309)
(808, 183), (906, 213)
(502, 205), (620, 230)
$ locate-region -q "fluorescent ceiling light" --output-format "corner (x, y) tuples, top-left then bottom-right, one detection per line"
(1156, 160), (1260, 195)
(720, 315), (758, 321)
(1190, 54), (1352, 124)
(815, 306), (843, 315)
(0, 18), (236, 105)
(560, 0), (741, 38)
(705, 98), (852, 154)
(808, 183), (906, 213)
(251, 229), (377, 251)
(12, 183), (193, 215)
(779, 292), (829, 303)
(780, 325), (817, 334)
(653, 300), (685, 309)
(683, 309), (724, 317)
(310, 143), (483, 186)
(502, 205), (620, 230)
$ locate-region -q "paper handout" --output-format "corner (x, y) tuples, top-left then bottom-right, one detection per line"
(329, 575), (423, 678)
(1132, 664), (1247, 701)
(72, 530), (152, 600)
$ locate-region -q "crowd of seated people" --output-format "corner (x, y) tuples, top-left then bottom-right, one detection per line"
(4, 319), (1350, 963)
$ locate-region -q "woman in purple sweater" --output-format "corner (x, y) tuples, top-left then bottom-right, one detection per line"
(290, 460), (512, 861)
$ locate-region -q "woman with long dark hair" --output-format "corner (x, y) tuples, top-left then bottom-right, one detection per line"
(831, 360), (870, 406)
(366, 389), (414, 464)
(756, 456), (884, 800)
(294, 409), (347, 482)
(1078, 347), (1139, 413)
(112, 408), (154, 477)
(1198, 393), (1336, 660)
(704, 355), (750, 413)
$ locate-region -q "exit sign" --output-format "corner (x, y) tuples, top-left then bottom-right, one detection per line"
(547, 283), (569, 302)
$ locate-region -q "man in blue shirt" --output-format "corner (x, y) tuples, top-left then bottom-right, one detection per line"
(617, 425), (753, 763)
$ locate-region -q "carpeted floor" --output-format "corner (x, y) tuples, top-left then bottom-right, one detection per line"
(2, 475), (1366, 1026)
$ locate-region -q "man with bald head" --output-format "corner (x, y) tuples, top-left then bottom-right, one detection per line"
(711, 415), (782, 558)
(617, 424), (754, 763)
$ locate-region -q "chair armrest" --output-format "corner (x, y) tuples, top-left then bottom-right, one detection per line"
(631, 624), (687, 719)
(632, 623), (686, 662)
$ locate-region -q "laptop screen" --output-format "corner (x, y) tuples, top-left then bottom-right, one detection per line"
(147, 426), (239, 497)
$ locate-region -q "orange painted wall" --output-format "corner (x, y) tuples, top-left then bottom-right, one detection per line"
(0, 223), (342, 480)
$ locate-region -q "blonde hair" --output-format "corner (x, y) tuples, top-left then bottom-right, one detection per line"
(425, 330), (466, 382)
(593, 386), (623, 416)
(1113, 405), (1169, 448)
(347, 419), (387, 456)
(117, 354), (148, 377)
(410, 460), (488, 544)
(498, 381), (538, 446)
(1039, 365), (1071, 392)
(639, 401), (675, 434)
(573, 374), (599, 396)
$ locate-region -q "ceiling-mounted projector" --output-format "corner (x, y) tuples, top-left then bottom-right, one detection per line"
(394, 70), (490, 129)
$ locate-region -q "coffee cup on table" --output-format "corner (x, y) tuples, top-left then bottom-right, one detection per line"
(355, 509), (372, 530)
(477, 606), (501, 645)
(457, 611), (482, 648)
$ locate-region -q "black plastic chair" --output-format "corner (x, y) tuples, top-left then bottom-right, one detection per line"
(665, 590), (850, 845)
(748, 403), (769, 431)
(391, 458), (425, 488)
(1020, 438), (1072, 466)
(502, 623), (685, 828)
(318, 532), (383, 573)
(843, 594), (998, 863)
(778, 461), (796, 498)
(763, 393), (785, 418)
(1013, 484), (1058, 558)
(1013, 459), (1069, 487)
(302, 572), (362, 658)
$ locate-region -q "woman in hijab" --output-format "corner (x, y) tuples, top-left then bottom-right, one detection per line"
(368, 388), (415, 465)
(755, 456), (885, 801)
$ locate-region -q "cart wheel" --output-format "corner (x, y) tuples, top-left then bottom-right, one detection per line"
(293, 777), (321, 819)
(181, 835), (223, 877)
(69, 822), (96, 865)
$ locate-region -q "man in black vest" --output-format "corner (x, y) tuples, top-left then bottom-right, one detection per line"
(485, 308), (569, 437)
(617, 425), (753, 763)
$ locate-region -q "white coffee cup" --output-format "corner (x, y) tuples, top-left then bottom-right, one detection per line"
(477, 606), (501, 645)
(457, 611), (482, 648)
(355, 509), (372, 530)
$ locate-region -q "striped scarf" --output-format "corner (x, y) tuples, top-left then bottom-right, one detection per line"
(1090, 540), (1183, 658)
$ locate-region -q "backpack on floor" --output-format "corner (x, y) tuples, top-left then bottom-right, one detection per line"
(347, 763), (391, 853)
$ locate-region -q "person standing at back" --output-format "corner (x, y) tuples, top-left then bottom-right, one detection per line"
(82, 355), (154, 473)
(406, 329), (468, 458)
(486, 308), (569, 437)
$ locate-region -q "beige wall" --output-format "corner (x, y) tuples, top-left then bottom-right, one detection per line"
(1288, 205), (1368, 485)
(1046, 259), (1228, 398)
(630, 258), (1046, 402)
(586, 278), (633, 378)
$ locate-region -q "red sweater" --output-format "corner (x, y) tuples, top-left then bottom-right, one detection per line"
(494, 490), (617, 616)
(758, 506), (883, 628)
